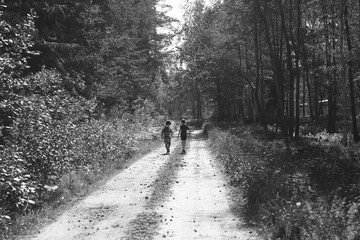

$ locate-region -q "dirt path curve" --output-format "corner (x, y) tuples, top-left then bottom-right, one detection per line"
(26, 130), (261, 240)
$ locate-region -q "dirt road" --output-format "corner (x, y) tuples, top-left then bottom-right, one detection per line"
(26, 130), (261, 240)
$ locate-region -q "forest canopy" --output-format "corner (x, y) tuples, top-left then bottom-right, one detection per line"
(168, 0), (360, 142)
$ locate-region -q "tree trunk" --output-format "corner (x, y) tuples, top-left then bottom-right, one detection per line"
(314, 78), (320, 121)
(255, 0), (289, 147)
(328, 11), (338, 133)
(344, 3), (360, 142)
(214, 78), (224, 121)
(340, 3), (349, 144)
(301, 32), (309, 118)
(294, 0), (302, 138)
(306, 76), (313, 120)
(254, 19), (265, 118)
(278, 0), (295, 137)
(302, 70), (307, 117)
(197, 93), (202, 119)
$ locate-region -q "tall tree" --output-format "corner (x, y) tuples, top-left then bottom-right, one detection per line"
(344, 0), (360, 142)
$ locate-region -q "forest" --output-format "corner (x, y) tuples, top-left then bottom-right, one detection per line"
(174, 0), (360, 142)
(179, 0), (360, 238)
(1, 0), (360, 239)
(0, 0), (175, 237)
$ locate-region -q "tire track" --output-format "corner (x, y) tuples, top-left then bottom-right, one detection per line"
(122, 144), (184, 240)
(26, 144), (178, 240)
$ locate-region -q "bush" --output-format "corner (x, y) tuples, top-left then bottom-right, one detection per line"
(70, 118), (139, 172)
(209, 126), (360, 239)
(1, 115), (158, 238)
(260, 197), (360, 240)
(0, 69), (162, 238)
(0, 9), (164, 238)
(208, 127), (292, 213)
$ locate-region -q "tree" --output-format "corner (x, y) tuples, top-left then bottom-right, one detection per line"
(344, 0), (360, 142)
(176, 0), (360, 143)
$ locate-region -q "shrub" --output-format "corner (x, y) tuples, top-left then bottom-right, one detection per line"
(1, 114), (158, 238)
(208, 127), (292, 213)
(0, 8), (163, 239)
(209, 126), (360, 239)
(260, 197), (360, 240)
(0, 149), (38, 212)
(70, 118), (139, 172)
(0, 68), (161, 238)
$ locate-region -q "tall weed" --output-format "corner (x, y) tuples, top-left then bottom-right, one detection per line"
(209, 126), (360, 239)
(260, 197), (360, 239)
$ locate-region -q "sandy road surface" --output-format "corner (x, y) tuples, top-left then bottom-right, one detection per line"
(26, 130), (261, 240)
(155, 134), (259, 240)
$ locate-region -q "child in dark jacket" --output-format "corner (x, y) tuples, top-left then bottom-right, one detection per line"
(161, 120), (173, 154)
(178, 119), (193, 154)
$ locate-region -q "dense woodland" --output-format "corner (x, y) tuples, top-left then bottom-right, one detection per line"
(172, 0), (360, 142)
(175, 0), (360, 238)
(1, 0), (360, 239)
(0, 0), (176, 237)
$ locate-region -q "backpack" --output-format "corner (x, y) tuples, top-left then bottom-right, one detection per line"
(163, 126), (170, 137)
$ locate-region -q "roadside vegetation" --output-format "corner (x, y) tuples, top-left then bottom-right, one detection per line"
(176, 0), (360, 237)
(3, 0), (360, 239)
(0, 92), (163, 239)
(208, 125), (360, 239)
(0, 1), (172, 238)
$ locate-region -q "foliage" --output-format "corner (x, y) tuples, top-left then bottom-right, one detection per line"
(178, 0), (360, 141)
(0, 1), (170, 237)
(0, 67), (161, 237)
(261, 197), (360, 240)
(2, 0), (174, 109)
(0, 11), (38, 77)
(209, 126), (360, 239)
(0, 102), (160, 239)
(0, 69), (90, 236)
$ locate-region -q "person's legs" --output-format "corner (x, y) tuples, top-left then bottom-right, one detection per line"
(181, 134), (187, 153)
(167, 143), (171, 153)
(164, 138), (169, 154)
(165, 137), (171, 153)
(181, 140), (186, 153)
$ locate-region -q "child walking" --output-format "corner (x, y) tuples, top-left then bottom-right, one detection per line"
(178, 119), (193, 154)
(161, 120), (173, 154)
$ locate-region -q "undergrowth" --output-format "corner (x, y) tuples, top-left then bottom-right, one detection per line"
(1, 120), (162, 239)
(208, 125), (360, 240)
(0, 91), (163, 239)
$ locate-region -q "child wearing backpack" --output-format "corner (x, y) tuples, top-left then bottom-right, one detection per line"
(161, 120), (173, 154)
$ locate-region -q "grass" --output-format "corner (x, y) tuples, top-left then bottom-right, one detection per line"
(208, 125), (360, 240)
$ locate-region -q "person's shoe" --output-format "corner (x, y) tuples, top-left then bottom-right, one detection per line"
(182, 149), (186, 154)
